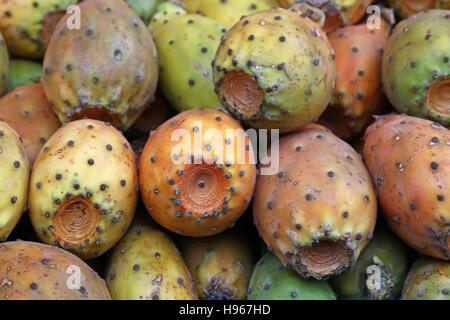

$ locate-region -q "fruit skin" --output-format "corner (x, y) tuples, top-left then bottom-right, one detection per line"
(182, 230), (254, 300)
(7, 59), (42, 92)
(0, 83), (61, 164)
(382, 10), (450, 126)
(401, 256), (449, 300)
(213, 8), (336, 133)
(105, 219), (198, 300)
(330, 223), (409, 300)
(363, 115), (449, 260)
(0, 33), (8, 96)
(29, 119), (139, 260)
(387, 0), (450, 18)
(125, 0), (164, 24)
(182, 0), (279, 27)
(248, 252), (336, 300)
(0, 0), (78, 59)
(253, 123), (377, 280)
(139, 108), (256, 237)
(43, 0), (159, 130)
(149, 2), (225, 112)
(0, 241), (110, 300)
(317, 23), (388, 141)
(0, 121), (29, 241)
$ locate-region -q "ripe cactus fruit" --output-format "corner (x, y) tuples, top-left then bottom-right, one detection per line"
(105, 219), (198, 300)
(182, 0), (279, 27)
(363, 115), (450, 260)
(0, 0), (78, 59)
(7, 59), (42, 92)
(248, 252), (336, 300)
(43, 0), (159, 130)
(0, 121), (29, 241)
(330, 223), (409, 300)
(125, 0), (164, 25)
(401, 257), (449, 300)
(387, 0), (450, 18)
(317, 23), (388, 141)
(28, 119), (139, 260)
(148, 2), (225, 112)
(253, 124), (377, 280)
(0, 83), (61, 164)
(382, 10), (450, 126)
(0, 241), (110, 300)
(182, 231), (254, 300)
(139, 109), (256, 237)
(213, 8), (336, 133)
(0, 33), (8, 96)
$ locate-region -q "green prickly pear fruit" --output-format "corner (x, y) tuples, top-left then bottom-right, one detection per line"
(139, 109), (257, 237)
(0, 241), (110, 300)
(149, 2), (226, 112)
(182, 0), (279, 27)
(0, 33), (8, 96)
(0, 121), (30, 242)
(330, 223), (409, 300)
(125, 0), (164, 24)
(43, 0), (159, 130)
(28, 119), (139, 260)
(0, 83), (61, 165)
(182, 230), (254, 300)
(213, 8), (336, 133)
(382, 10), (450, 126)
(0, 0), (78, 59)
(387, 0), (450, 18)
(363, 115), (450, 260)
(402, 257), (449, 300)
(7, 59), (42, 92)
(248, 252), (336, 300)
(253, 124), (377, 280)
(106, 219), (198, 300)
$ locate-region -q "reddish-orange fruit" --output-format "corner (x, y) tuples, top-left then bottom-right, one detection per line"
(363, 115), (449, 260)
(317, 23), (388, 141)
(253, 124), (377, 280)
(0, 83), (61, 164)
(139, 109), (256, 237)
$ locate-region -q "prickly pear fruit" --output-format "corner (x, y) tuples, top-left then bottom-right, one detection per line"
(43, 0), (159, 130)
(0, 33), (8, 96)
(0, 121), (29, 241)
(387, 0), (450, 18)
(0, 83), (61, 164)
(182, 230), (254, 299)
(0, 241), (110, 300)
(330, 223), (409, 300)
(317, 23), (388, 141)
(213, 8), (336, 133)
(0, 0), (78, 59)
(401, 257), (449, 300)
(29, 119), (139, 260)
(7, 59), (42, 92)
(279, 0), (373, 32)
(106, 219), (198, 300)
(363, 115), (450, 260)
(125, 0), (164, 24)
(382, 10), (450, 126)
(149, 2), (225, 112)
(248, 252), (336, 300)
(139, 109), (256, 237)
(253, 123), (377, 280)
(182, 0), (279, 27)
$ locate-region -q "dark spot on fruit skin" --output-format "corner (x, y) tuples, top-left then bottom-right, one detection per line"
(343, 211), (349, 218)
(410, 202), (417, 210)
(437, 195), (444, 201)
(431, 162), (439, 170)
(30, 282), (38, 290)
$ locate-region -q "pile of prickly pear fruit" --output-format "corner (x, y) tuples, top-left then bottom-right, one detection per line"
(0, 0), (448, 302)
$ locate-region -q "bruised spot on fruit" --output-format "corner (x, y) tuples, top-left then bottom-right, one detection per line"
(179, 163), (227, 215)
(299, 240), (351, 278)
(39, 10), (67, 46)
(398, 0), (436, 15)
(220, 72), (264, 116)
(73, 107), (121, 128)
(427, 77), (450, 118)
(54, 197), (100, 244)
